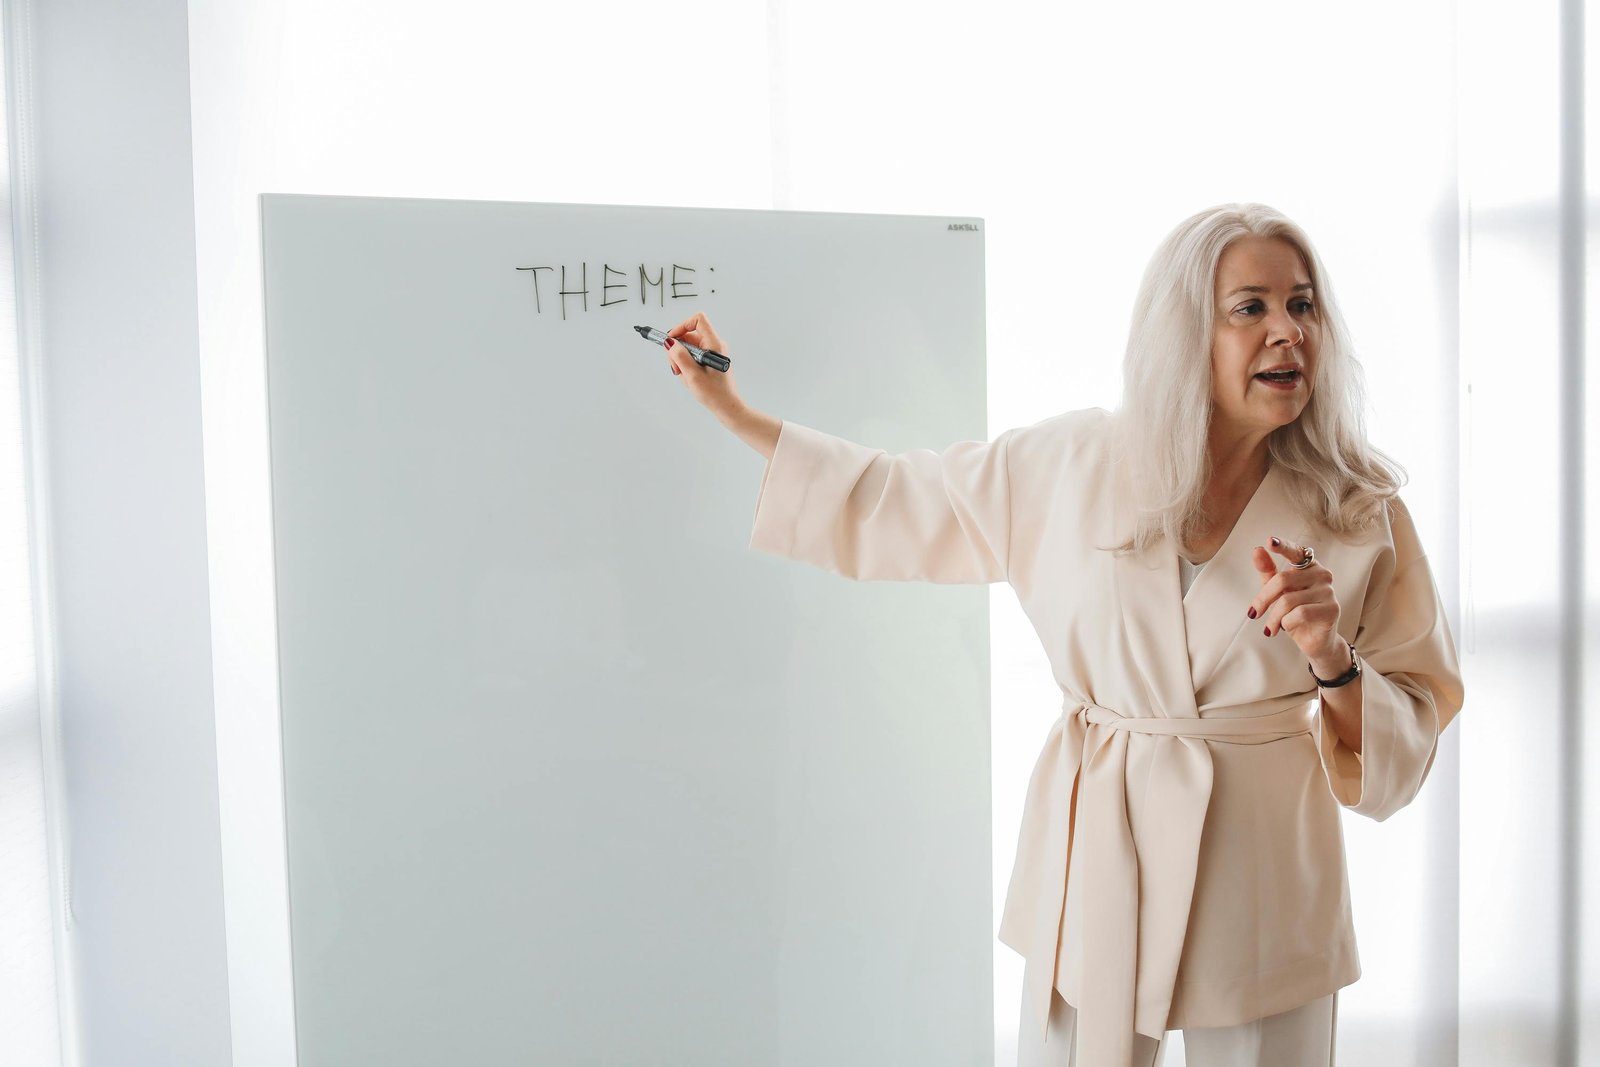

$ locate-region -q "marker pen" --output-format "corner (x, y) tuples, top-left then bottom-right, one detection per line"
(633, 325), (732, 373)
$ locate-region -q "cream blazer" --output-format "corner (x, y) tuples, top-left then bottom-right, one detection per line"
(748, 406), (1465, 1064)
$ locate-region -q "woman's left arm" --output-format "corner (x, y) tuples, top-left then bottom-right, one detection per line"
(1323, 547), (1465, 820)
(1252, 499), (1465, 821)
(1309, 645), (1363, 755)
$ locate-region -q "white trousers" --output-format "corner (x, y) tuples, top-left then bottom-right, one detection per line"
(1017, 987), (1339, 1067)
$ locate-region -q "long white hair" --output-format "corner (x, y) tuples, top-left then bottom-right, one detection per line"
(1103, 203), (1408, 559)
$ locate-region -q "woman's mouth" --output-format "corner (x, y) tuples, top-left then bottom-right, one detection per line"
(1254, 369), (1301, 390)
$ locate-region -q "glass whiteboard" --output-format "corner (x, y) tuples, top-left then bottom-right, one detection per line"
(261, 193), (992, 1065)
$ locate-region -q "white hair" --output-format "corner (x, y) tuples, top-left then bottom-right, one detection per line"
(1102, 202), (1408, 559)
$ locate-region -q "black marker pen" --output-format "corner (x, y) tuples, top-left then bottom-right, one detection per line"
(633, 325), (731, 373)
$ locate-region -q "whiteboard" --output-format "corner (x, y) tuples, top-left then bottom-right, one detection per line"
(261, 193), (993, 1066)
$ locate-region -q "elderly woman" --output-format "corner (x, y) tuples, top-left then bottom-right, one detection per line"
(660, 203), (1465, 1067)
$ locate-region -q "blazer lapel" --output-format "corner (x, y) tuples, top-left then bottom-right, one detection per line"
(1182, 464), (1311, 693)
(1111, 461), (1309, 714)
(1110, 463), (1199, 719)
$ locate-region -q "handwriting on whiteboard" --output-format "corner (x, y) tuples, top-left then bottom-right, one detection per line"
(515, 263), (713, 320)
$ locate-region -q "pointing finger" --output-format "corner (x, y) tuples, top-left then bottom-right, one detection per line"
(1268, 536), (1312, 567)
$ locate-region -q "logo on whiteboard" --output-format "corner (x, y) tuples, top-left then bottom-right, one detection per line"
(947, 222), (981, 231)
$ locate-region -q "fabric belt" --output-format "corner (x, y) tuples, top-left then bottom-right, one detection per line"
(997, 697), (1316, 1064)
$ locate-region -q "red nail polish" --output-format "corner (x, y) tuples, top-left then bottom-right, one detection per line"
(1264, 625), (1271, 637)
(1247, 607), (1257, 619)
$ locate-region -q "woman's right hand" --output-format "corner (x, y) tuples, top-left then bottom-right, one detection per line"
(664, 312), (744, 420)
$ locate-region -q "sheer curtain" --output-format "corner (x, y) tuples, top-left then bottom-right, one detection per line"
(1, 0), (66, 1062)
(1457, 1), (1594, 1064)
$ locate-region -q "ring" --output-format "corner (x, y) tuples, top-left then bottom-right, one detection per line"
(1290, 545), (1316, 569)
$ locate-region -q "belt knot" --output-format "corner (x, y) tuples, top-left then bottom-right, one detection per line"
(1070, 699), (1315, 741)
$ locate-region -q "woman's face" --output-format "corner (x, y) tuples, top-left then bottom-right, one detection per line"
(1209, 235), (1320, 440)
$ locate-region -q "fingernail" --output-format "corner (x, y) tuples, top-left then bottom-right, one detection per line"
(1270, 537), (1281, 547)
(1263, 626), (1272, 637)
(1247, 607), (1257, 619)
(665, 339), (674, 348)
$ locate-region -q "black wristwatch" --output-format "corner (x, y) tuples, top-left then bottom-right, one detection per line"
(1309, 639), (1363, 688)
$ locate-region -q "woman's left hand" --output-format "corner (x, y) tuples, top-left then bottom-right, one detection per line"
(1247, 536), (1346, 670)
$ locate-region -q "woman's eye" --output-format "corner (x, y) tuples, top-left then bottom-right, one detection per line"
(1236, 300), (1316, 315)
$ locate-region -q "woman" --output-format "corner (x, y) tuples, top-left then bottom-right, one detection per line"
(660, 203), (1465, 1067)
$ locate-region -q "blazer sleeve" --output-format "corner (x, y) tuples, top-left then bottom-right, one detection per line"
(748, 418), (1016, 584)
(1315, 500), (1465, 821)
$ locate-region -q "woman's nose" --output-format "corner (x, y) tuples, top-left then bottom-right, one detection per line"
(1267, 311), (1303, 345)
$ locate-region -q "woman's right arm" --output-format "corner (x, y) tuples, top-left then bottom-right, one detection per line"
(660, 310), (780, 459)
(718, 405), (781, 461)
(663, 311), (1017, 585)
